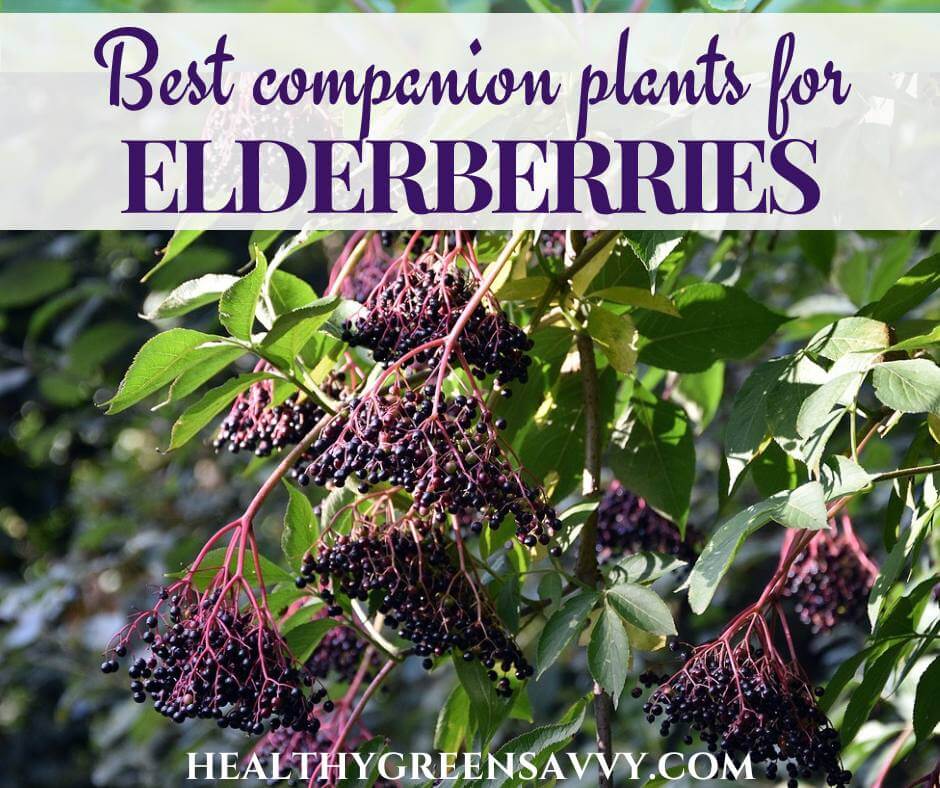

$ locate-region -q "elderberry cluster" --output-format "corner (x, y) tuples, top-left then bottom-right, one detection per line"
(216, 374), (348, 458)
(783, 523), (877, 634)
(596, 483), (700, 565)
(306, 522), (531, 695)
(340, 253), (390, 303)
(342, 254), (533, 386)
(215, 382), (324, 458)
(304, 611), (380, 683)
(102, 584), (324, 735)
(295, 385), (560, 545)
(635, 618), (850, 787)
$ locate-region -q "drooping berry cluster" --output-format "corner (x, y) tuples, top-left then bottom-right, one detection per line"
(783, 516), (878, 634)
(596, 482), (700, 565)
(635, 611), (849, 788)
(342, 252), (533, 386)
(340, 255), (391, 303)
(307, 521), (531, 695)
(102, 582), (324, 735)
(304, 610), (380, 684)
(215, 380), (325, 458)
(295, 383), (559, 545)
(215, 373), (350, 458)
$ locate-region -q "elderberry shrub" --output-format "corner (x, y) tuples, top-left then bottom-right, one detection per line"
(342, 252), (533, 386)
(306, 521), (532, 695)
(294, 383), (560, 545)
(305, 610), (380, 683)
(596, 482), (701, 565)
(634, 612), (850, 788)
(783, 517), (877, 634)
(102, 582), (325, 735)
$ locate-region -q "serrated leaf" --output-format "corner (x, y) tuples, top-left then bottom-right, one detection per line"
(219, 257), (267, 340)
(872, 359), (940, 415)
(623, 620), (668, 652)
(913, 655), (940, 742)
(466, 699), (588, 788)
(536, 591), (598, 677)
(435, 685), (471, 753)
(266, 269), (318, 320)
(570, 234), (619, 296)
(674, 362), (723, 432)
(318, 484), (355, 535)
(807, 317), (890, 361)
(260, 297), (340, 368)
(588, 606), (630, 704)
(751, 441), (806, 496)
(724, 357), (792, 490)
(818, 647), (875, 713)
(820, 456), (873, 500)
(144, 274), (239, 320)
(863, 253), (940, 323)
(869, 497), (940, 626)
(841, 643), (906, 745)
(607, 583), (676, 636)
(622, 231), (684, 272)
(144, 229), (205, 281)
(608, 384), (694, 529)
(106, 328), (218, 414)
(888, 324), (940, 352)
(592, 286), (679, 316)
(775, 480), (828, 530)
(453, 655), (511, 749)
(765, 356), (829, 459)
(587, 307), (637, 373)
(518, 368), (617, 501)
(635, 283), (787, 373)
(496, 276), (550, 301)
(282, 484), (316, 567)
(606, 552), (687, 585)
(687, 482), (828, 614)
(183, 547), (294, 591)
(164, 345), (247, 403)
(537, 572), (564, 605)
(168, 372), (270, 450)
(796, 371), (862, 440)
(284, 619), (340, 663)
(249, 229), (282, 255)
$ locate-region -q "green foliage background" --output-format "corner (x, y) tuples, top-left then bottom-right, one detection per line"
(0, 227), (937, 787)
